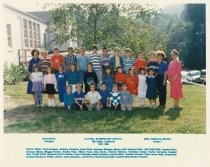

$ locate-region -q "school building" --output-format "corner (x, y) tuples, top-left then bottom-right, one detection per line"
(2, 4), (77, 65)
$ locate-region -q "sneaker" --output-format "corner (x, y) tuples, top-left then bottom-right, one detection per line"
(60, 102), (64, 107)
(36, 104), (40, 107)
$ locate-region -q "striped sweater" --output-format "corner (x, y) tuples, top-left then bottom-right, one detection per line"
(90, 53), (101, 71)
(123, 57), (135, 72)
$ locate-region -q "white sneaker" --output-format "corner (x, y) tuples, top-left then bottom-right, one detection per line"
(48, 99), (51, 107)
(60, 102), (64, 107)
(51, 99), (55, 107)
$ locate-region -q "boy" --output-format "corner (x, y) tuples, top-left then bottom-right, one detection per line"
(120, 84), (133, 111)
(110, 47), (124, 73)
(51, 48), (64, 73)
(39, 50), (51, 74)
(99, 82), (110, 109)
(64, 85), (74, 110)
(100, 47), (111, 72)
(110, 84), (121, 110)
(64, 47), (77, 72)
(123, 48), (135, 73)
(74, 84), (85, 110)
(89, 44), (101, 88)
(86, 83), (102, 111)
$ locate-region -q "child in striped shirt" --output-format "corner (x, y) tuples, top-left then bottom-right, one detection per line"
(110, 84), (121, 110)
(123, 48), (135, 73)
(90, 44), (101, 88)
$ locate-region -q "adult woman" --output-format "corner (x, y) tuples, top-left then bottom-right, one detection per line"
(167, 49), (183, 107)
(27, 49), (41, 104)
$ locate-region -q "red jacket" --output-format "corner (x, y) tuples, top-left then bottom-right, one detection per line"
(115, 72), (127, 91)
(126, 75), (138, 95)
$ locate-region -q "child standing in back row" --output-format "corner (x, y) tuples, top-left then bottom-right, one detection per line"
(147, 51), (158, 72)
(134, 51), (147, 74)
(64, 47), (77, 72)
(123, 48), (135, 73)
(146, 68), (157, 108)
(138, 68), (147, 107)
(30, 65), (44, 106)
(44, 67), (57, 107)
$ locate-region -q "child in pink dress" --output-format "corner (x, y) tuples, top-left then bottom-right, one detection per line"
(167, 49), (183, 107)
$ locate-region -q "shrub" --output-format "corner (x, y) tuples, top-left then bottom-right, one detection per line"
(4, 63), (28, 85)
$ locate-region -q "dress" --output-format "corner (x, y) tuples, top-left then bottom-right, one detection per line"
(146, 76), (157, 99)
(138, 74), (147, 98)
(27, 57), (41, 94)
(126, 75), (138, 95)
(167, 60), (183, 99)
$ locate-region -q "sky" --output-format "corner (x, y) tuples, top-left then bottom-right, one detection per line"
(3, 0), (186, 12)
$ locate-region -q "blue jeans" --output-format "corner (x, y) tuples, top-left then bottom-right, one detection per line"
(35, 91), (42, 105)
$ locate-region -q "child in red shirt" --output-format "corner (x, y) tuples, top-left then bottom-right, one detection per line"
(51, 48), (64, 73)
(115, 66), (127, 91)
(126, 67), (138, 95)
(134, 51), (147, 73)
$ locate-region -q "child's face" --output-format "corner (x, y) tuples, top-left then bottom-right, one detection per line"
(47, 67), (51, 73)
(117, 68), (123, 73)
(76, 86), (81, 92)
(157, 54), (163, 61)
(90, 85), (95, 91)
(34, 68), (39, 72)
(33, 51), (39, 58)
(106, 69), (111, 74)
(87, 65), (93, 71)
(149, 70), (154, 76)
(42, 52), (47, 59)
(102, 49), (108, 56)
(66, 87), (72, 93)
(54, 49), (59, 55)
(101, 84), (106, 91)
(80, 49), (85, 55)
(68, 49), (73, 55)
(58, 66), (63, 72)
(138, 53), (144, 59)
(114, 50), (119, 56)
(140, 69), (145, 75)
(70, 65), (76, 71)
(126, 51), (131, 57)
(92, 48), (97, 53)
(150, 53), (156, 59)
(122, 85), (127, 91)
(113, 85), (118, 91)
(129, 69), (134, 75)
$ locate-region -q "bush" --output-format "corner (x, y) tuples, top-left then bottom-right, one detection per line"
(4, 63), (28, 85)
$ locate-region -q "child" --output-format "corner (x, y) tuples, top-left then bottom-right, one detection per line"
(110, 47), (124, 73)
(64, 85), (74, 110)
(66, 64), (81, 93)
(77, 47), (89, 83)
(83, 63), (98, 93)
(99, 83), (110, 109)
(115, 66), (127, 91)
(146, 68), (158, 108)
(30, 65), (44, 106)
(147, 51), (158, 72)
(86, 83), (102, 111)
(51, 48), (64, 73)
(44, 66), (57, 107)
(55, 65), (67, 106)
(74, 84), (85, 110)
(126, 67), (138, 96)
(134, 51), (147, 73)
(89, 44), (101, 88)
(39, 51), (51, 74)
(102, 66), (114, 93)
(120, 84), (133, 111)
(110, 84), (121, 110)
(64, 47), (77, 72)
(138, 68), (147, 107)
(123, 48), (135, 73)
(100, 47), (111, 74)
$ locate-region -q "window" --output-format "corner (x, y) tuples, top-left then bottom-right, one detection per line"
(23, 19), (28, 47)
(6, 24), (12, 47)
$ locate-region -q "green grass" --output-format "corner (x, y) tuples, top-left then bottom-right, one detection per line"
(4, 82), (206, 133)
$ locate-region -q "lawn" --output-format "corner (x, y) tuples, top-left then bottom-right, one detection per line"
(4, 82), (206, 133)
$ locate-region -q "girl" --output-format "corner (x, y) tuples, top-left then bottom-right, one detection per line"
(30, 65), (44, 106)
(146, 68), (157, 108)
(138, 68), (147, 107)
(56, 65), (67, 107)
(66, 64), (81, 93)
(147, 51), (158, 72)
(126, 67), (138, 96)
(83, 63), (98, 93)
(102, 66), (114, 93)
(27, 49), (41, 104)
(110, 84), (121, 110)
(64, 85), (75, 110)
(134, 51), (147, 73)
(44, 66), (57, 107)
(115, 66), (127, 91)
(167, 49), (183, 107)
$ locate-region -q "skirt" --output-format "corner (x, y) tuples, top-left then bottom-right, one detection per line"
(45, 84), (56, 94)
(32, 81), (44, 92)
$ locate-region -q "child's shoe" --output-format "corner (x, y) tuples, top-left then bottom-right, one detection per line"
(48, 99), (51, 107)
(51, 99), (55, 107)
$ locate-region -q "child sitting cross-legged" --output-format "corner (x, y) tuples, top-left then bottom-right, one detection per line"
(99, 82), (110, 109)
(120, 84), (133, 111)
(74, 84), (85, 111)
(109, 84), (121, 110)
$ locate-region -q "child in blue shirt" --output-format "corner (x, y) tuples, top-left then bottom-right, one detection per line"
(66, 64), (81, 93)
(123, 48), (135, 73)
(99, 82), (110, 109)
(74, 84), (85, 110)
(64, 85), (74, 110)
(102, 66), (114, 93)
(56, 65), (67, 106)
(64, 47), (77, 72)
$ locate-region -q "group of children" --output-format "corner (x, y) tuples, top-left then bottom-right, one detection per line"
(29, 45), (168, 111)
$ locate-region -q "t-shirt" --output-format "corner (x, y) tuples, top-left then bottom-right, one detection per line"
(64, 92), (74, 106)
(134, 59), (147, 72)
(120, 90), (132, 105)
(77, 55), (89, 71)
(86, 91), (102, 104)
(39, 58), (51, 73)
(99, 89), (110, 105)
(51, 54), (64, 70)
(74, 91), (85, 104)
(31, 72), (43, 82)
(157, 61), (167, 75)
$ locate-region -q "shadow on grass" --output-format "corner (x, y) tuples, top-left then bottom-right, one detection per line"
(4, 105), (174, 133)
(165, 107), (182, 120)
